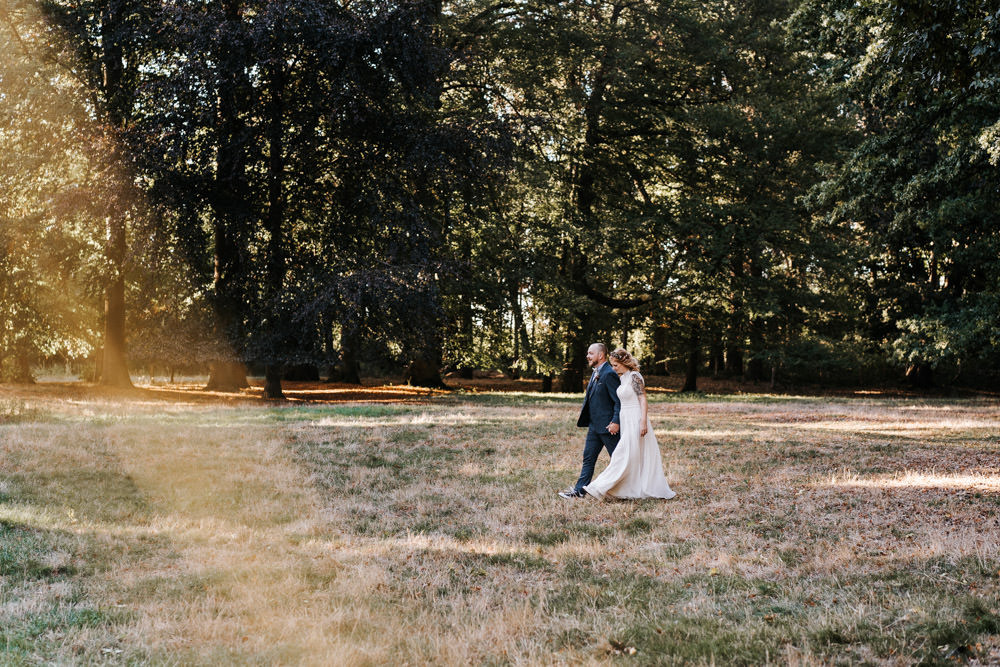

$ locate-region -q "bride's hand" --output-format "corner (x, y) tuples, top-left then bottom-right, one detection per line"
(640, 424), (648, 436)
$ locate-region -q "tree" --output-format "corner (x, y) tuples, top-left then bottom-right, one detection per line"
(447, 0), (849, 393)
(447, 0), (742, 390)
(37, 0), (162, 387)
(0, 0), (123, 383)
(665, 0), (853, 389)
(797, 0), (1000, 386)
(133, 0), (507, 396)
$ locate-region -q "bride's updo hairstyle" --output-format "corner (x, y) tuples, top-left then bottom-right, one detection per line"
(609, 348), (640, 372)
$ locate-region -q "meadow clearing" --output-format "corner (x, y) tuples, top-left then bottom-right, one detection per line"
(1, 382), (999, 665)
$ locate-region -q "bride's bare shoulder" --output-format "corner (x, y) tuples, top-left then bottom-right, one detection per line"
(629, 371), (645, 395)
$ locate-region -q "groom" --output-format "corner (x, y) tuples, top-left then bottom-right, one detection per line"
(558, 343), (621, 499)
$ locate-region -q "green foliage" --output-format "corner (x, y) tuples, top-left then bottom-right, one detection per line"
(129, 0), (510, 383)
(775, 335), (893, 386)
(890, 294), (1000, 380)
(436, 0), (860, 388)
(3, 0), (998, 389)
(798, 0), (1000, 384)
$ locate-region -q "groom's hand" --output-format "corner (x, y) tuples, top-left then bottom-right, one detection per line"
(607, 422), (619, 435)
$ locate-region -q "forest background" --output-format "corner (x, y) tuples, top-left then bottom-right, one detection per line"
(2, 0), (999, 398)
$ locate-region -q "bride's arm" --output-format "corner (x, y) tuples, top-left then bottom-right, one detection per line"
(632, 373), (648, 436)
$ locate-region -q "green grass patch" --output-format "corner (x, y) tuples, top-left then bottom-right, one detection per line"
(0, 521), (76, 579)
(622, 517), (654, 535)
(482, 552), (550, 570)
(7, 469), (148, 525)
(524, 529), (570, 546)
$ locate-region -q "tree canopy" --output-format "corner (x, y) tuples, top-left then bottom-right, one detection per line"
(2, 0), (998, 391)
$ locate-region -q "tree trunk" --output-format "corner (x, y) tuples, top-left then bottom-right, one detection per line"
(97, 0), (132, 389)
(725, 339), (744, 377)
(726, 253), (745, 377)
(747, 320), (766, 383)
(322, 310), (334, 362)
(681, 330), (699, 393)
(206, 0), (250, 392)
(710, 333), (724, 378)
(455, 293), (475, 379)
(404, 292), (449, 387)
(404, 358), (448, 389)
(265, 51), (286, 290)
(905, 363), (935, 388)
(13, 352), (34, 384)
(263, 363), (284, 399)
(509, 280), (534, 378)
(510, 301), (520, 380)
(560, 329), (588, 392)
(100, 268), (132, 387)
(207, 361), (249, 391)
(746, 258), (766, 383)
(328, 318), (362, 384)
(260, 43), (288, 400)
(651, 324), (669, 375)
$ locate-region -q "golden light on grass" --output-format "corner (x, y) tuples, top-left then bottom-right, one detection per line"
(133, 382), (452, 405)
(822, 471), (1000, 492)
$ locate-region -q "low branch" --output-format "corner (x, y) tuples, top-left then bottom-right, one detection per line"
(448, 1), (522, 51)
(575, 278), (653, 310)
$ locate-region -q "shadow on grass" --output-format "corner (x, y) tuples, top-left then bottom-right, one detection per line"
(0, 515), (150, 663)
(0, 460), (172, 664)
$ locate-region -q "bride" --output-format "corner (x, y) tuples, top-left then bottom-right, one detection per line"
(583, 348), (676, 501)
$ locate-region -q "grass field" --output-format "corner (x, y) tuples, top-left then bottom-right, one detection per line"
(1, 384), (999, 665)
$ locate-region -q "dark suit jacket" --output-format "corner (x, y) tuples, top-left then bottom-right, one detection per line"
(576, 362), (622, 432)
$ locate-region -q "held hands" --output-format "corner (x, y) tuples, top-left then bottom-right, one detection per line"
(607, 422), (620, 435)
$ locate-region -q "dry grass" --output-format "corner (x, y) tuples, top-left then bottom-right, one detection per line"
(1, 384), (999, 665)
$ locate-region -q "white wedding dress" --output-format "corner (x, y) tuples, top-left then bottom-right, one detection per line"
(584, 371), (676, 500)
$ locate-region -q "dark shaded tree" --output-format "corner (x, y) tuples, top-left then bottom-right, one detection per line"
(797, 0), (1000, 386)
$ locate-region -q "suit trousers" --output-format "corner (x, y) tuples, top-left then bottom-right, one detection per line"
(574, 427), (619, 493)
